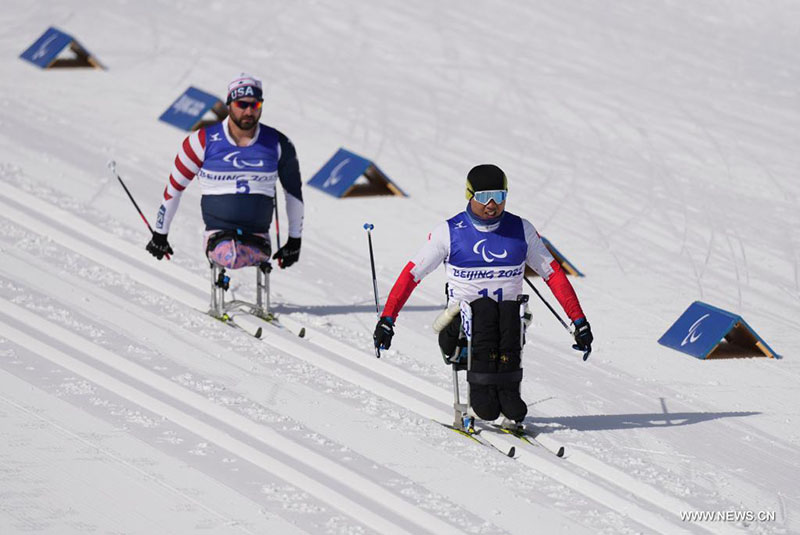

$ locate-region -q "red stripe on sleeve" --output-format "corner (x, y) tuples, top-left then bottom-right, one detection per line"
(198, 128), (206, 149)
(381, 261), (420, 321)
(173, 156), (195, 181)
(182, 137), (203, 168)
(163, 186), (172, 201)
(169, 175), (186, 192)
(543, 260), (585, 322)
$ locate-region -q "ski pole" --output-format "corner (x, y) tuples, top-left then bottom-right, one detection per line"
(524, 276), (569, 330)
(364, 223), (381, 358)
(108, 160), (170, 260)
(523, 276), (590, 360)
(274, 201), (282, 267)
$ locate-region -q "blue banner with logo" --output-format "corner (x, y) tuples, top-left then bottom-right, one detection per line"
(308, 148), (406, 198)
(308, 148), (372, 197)
(658, 301), (777, 359)
(20, 27), (76, 68)
(159, 87), (222, 131)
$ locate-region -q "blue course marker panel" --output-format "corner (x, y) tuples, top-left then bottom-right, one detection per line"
(658, 301), (777, 359)
(159, 87), (225, 131)
(20, 27), (103, 69)
(308, 148), (406, 198)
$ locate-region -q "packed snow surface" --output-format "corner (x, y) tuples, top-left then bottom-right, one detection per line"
(1, 1), (799, 534)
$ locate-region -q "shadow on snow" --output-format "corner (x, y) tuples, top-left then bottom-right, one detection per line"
(528, 410), (759, 433)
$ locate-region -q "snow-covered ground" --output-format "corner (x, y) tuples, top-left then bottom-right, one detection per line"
(1, 1), (799, 533)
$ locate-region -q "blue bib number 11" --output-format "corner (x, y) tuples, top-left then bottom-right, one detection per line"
(478, 288), (503, 301)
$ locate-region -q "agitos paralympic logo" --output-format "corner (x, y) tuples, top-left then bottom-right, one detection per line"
(681, 313), (710, 346)
(32, 34), (57, 60)
(472, 239), (508, 263)
(222, 151), (264, 169)
(322, 158), (350, 189)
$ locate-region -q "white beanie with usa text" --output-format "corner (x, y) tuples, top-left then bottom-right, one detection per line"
(226, 73), (263, 104)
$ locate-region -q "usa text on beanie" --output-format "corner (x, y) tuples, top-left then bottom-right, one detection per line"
(226, 73), (263, 104)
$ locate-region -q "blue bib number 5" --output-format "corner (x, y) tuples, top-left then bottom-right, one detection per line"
(236, 179), (250, 194)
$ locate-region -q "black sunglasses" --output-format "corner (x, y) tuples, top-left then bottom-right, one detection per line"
(232, 100), (263, 110)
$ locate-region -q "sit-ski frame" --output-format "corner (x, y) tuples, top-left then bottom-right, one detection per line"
(209, 261), (274, 321)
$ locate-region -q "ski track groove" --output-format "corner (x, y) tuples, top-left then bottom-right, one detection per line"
(0, 392), (263, 535)
(0, 299), (459, 535)
(1, 249), (532, 534)
(0, 187), (741, 535)
(0, 219), (576, 532)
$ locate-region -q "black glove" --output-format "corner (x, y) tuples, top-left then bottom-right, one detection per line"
(273, 237), (301, 268)
(572, 318), (593, 352)
(373, 316), (395, 350)
(146, 232), (173, 260)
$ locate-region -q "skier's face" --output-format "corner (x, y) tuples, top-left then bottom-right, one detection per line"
(229, 98), (262, 131)
(470, 197), (506, 219)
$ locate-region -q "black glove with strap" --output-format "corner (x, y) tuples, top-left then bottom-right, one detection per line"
(273, 237), (301, 268)
(373, 316), (395, 350)
(146, 232), (173, 260)
(572, 318), (593, 356)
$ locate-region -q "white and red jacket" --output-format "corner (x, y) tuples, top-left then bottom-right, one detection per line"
(154, 117), (303, 237)
(382, 208), (585, 323)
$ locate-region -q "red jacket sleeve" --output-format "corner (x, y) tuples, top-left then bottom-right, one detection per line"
(381, 261), (420, 321)
(543, 260), (585, 323)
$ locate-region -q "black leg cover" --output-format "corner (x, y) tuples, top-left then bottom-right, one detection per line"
(497, 300), (522, 355)
(470, 297), (500, 355)
(497, 301), (527, 421)
(468, 297), (501, 420)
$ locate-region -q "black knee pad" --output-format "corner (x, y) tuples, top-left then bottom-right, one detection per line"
(468, 357), (501, 420)
(496, 352), (527, 421)
(498, 389), (528, 421)
(471, 386), (502, 421)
